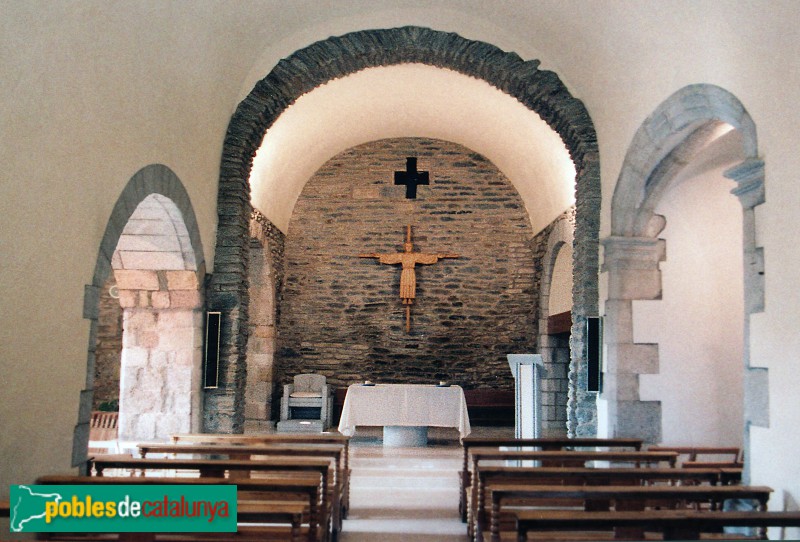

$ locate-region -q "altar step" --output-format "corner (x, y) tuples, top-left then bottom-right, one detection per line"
(340, 443), (467, 541)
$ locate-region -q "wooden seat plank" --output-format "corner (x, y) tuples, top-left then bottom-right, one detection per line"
(514, 509), (800, 542)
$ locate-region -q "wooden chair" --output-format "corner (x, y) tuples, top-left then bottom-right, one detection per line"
(89, 411), (120, 454)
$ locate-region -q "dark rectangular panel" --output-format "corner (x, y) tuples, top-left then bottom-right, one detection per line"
(204, 311), (221, 389)
(587, 316), (602, 392)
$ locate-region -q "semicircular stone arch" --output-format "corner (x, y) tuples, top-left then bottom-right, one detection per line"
(74, 164), (205, 469)
(207, 26), (600, 436)
(603, 84), (764, 455)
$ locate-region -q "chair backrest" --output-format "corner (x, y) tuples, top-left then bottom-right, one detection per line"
(293, 373), (326, 393)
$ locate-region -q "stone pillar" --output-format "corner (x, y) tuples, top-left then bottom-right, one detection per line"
(601, 236), (665, 443)
(116, 270), (203, 442)
(725, 158), (766, 484)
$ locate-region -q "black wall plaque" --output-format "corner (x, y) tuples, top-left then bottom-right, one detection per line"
(204, 311), (221, 389)
(587, 316), (603, 392)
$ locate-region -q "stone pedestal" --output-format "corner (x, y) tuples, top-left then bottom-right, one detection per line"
(276, 419), (325, 433)
(383, 426), (428, 447)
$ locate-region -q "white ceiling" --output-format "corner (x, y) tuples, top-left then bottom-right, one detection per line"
(250, 64), (576, 234)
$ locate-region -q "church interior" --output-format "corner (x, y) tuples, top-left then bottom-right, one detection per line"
(2, 1), (799, 539)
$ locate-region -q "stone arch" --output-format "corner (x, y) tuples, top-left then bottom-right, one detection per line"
(538, 212), (575, 436)
(74, 164), (205, 466)
(603, 84), (764, 458)
(207, 26), (600, 436)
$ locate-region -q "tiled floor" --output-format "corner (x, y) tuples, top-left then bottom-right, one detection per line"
(339, 427), (512, 541)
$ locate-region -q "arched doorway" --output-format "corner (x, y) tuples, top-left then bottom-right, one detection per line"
(538, 211), (575, 436)
(602, 85), (764, 465)
(207, 27), (600, 436)
(75, 165), (205, 463)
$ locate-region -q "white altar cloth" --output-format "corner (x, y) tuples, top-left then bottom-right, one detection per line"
(337, 383), (471, 438)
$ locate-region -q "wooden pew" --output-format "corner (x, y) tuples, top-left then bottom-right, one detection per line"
(459, 437), (643, 521)
(170, 433), (351, 517)
(467, 448), (678, 531)
(514, 509), (800, 541)
(136, 442), (345, 534)
(487, 483), (772, 542)
(88, 457), (333, 542)
(649, 445), (743, 468)
(34, 474), (317, 542)
(470, 466), (737, 540)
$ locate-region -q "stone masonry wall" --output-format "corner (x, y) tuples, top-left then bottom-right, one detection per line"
(276, 137), (556, 394)
(92, 276), (123, 410)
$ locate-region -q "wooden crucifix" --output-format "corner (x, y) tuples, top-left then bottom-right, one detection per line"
(360, 225), (458, 333)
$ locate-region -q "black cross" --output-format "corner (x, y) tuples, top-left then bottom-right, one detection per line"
(394, 157), (429, 199)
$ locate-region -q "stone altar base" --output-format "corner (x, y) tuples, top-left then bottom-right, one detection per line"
(383, 426), (428, 447)
(276, 419), (325, 433)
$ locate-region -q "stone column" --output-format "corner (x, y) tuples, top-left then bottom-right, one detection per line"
(725, 158), (766, 484)
(116, 270), (203, 442)
(601, 236), (665, 443)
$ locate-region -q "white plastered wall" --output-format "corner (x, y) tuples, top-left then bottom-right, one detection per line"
(635, 171), (744, 447)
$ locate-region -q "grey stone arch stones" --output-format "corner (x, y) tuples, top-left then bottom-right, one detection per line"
(75, 164), (205, 467)
(602, 84), (764, 455)
(207, 26), (601, 436)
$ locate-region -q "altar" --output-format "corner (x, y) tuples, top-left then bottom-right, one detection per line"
(337, 383), (471, 446)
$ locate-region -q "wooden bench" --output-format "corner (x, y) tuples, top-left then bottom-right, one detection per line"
(469, 466), (741, 540)
(649, 446), (743, 468)
(137, 442), (345, 532)
(459, 437), (643, 521)
(467, 448), (678, 528)
(170, 433), (351, 517)
(514, 509), (800, 541)
(88, 456), (333, 542)
(462, 389), (516, 427)
(487, 483), (772, 542)
(34, 474), (316, 542)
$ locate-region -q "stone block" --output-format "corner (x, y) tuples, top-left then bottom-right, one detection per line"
(118, 289), (138, 308)
(115, 269), (159, 290)
(121, 347), (148, 368)
(605, 343), (659, 374)
(151, 291), (171, 309)
(600, 372), (641, 402)
(614, 400), (662, 444)
(120, 251), (186, 271)
(166, 270), (199, 290)
(170, 289), (202, 308)
(745, 367), (769, 428)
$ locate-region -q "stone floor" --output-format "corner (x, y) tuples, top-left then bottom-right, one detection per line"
(339, 426), (512, 541)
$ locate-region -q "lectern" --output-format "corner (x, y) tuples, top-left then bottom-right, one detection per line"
(507, 354), (544, 438)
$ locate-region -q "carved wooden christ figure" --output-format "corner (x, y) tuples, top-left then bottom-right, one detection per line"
(360, 225), (458, 332)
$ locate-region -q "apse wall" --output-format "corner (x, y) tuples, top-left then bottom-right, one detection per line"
(276, 138), (549, 391)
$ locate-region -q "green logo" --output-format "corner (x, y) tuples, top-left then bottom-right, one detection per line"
(10, 485), (237, 533)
